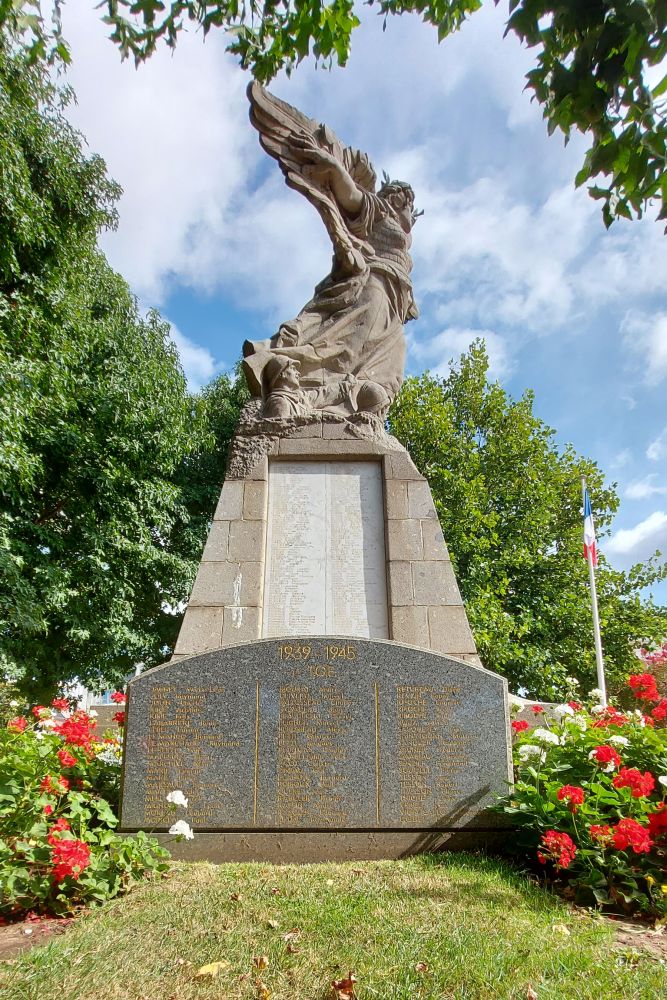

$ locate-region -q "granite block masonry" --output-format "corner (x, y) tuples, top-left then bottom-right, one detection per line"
(172, 406), (481, 664)
(120, 638), (512, 862)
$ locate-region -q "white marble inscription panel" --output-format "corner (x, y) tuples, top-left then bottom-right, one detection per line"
(263, 461), (389, 638)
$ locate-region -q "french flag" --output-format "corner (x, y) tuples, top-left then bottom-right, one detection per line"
(583, 488), (598, 567)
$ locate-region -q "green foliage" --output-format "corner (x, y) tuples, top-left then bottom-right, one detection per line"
(500, 689), (667, 917)
(5, 1), (665, 227)
(0, 709), (169, 917)
(0, 38), (247, 700)
(388, 344), (667, 699)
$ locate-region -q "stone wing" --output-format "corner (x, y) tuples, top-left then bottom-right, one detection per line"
(248, 82), (376, 273)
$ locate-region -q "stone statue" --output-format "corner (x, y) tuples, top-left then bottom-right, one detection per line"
(243, 83), (420, 421)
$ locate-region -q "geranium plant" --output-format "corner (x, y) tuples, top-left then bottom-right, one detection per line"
(1, 697), (169, 918)
(500, 675), (667, 917)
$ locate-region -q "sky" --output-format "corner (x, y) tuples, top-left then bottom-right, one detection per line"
(61, 2), (667, 605)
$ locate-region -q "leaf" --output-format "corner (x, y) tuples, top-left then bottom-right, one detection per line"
(332, 972), (357, 999)
(527, 987), (538, 1000)
(253, 954), (269, 971)
(194, 959), (230, 979)
(282, 927), (301, 942)
(551, 923), (570, 935)
(415, 960), (429, 973)
(267, 918), (279, 929)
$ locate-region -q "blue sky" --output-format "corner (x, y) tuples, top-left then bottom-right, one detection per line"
(62, 2), (667, 605)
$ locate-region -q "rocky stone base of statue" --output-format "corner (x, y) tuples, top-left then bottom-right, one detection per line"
(226, 400), (402, 480)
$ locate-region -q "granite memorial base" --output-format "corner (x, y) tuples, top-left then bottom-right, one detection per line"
(120, 638), (512, 862)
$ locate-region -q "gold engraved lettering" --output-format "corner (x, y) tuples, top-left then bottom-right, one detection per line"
(395, 684), (471, 825)
(279, 644), (312, 661)
(325, 644), (357, 661)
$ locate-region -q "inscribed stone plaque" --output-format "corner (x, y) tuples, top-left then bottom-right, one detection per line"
(120, 639), (511, 833)
(262, 462), (389, 639)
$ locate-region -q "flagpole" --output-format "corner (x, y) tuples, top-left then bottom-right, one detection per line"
(581, 475), (607, 707)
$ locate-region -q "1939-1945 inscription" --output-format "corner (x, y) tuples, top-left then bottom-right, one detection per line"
(120, 638), (511, 833)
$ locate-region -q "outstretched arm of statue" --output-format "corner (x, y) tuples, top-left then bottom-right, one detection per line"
(291, 135), (363, 216)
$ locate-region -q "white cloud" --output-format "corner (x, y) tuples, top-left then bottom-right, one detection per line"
(169, 324), (221, 391)
(414, 326), (511, 380)
(647, 427), (667, 462)
(610, 449), (632, 469)
(606, 511), (667, 567)
(625, 475), (667, 500)
(622, 312), (667, 386)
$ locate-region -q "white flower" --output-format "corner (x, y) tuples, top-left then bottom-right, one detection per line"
(554, 704), (575, 719)
(608, 735), (629, 747)
(533, 728), (560, 745)
(588, 688), (604, 701)
(169, 819), (194, 841)
(588, 749), (617, 772)
(166, 790), (189, 809)
(565, 677), (580, 688)
(96, 748), (121, 766)
(658, 776), (667, 788)
(591, 704), (605, 715)
(570, 714), (587, 731)
(518, 744), (546, 763)
(38, 717), (55, 730)
(9, 700), (19, 708)
(34, 730), (44, 741)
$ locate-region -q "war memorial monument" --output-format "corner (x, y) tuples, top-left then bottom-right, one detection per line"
(119, 84), (512, 861)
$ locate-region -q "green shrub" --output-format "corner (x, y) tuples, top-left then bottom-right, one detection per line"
(1, 699), (169, 917)
(500, 676), (667, 917)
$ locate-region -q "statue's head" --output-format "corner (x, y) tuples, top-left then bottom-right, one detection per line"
(264, 355), (301, 392)
(378, 177), (422, 232)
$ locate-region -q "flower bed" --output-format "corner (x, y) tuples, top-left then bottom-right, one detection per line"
(1, 697), (168, 918)
(501, 673), (667, 917)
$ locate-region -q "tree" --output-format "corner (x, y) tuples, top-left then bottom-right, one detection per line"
(0, 37), (247, 701)
(4, 1), (666, 228)
(388, 344), (667, 700)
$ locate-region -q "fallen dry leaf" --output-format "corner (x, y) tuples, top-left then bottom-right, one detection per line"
(415, 961), (429, 973)
(332, 971), (357, 1000)
(253, 954), (270, 971)
(282, 927), (301, 943)
(551, 923), (571, 936)
(267, 919), (279, 929)
(194, 959), (231, 979)
(526, 986), (538, 1000)
(269, 887), (280, 896)
(230, 892), (241, 901)
(256, 982), (271, 999)
(286, 943), (299, 954)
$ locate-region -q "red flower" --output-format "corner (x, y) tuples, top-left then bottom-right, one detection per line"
(54, 710), (96, 748)
(613, 767), (655, 798)
(43, 804), (53, 816)
(40, 775), (70, 795)
(50, 839), (91, 883)
(591, 706), (628, 729)
(31, 705), (50, 719)
(51, 698), (69, 711)
(7, 716), (28, 733)
(647, 804), (667, 840)
(113, 711), (126, 726)
(537, 830), (577, 869)
(57, 749), (77, 769)
(530, 705), (545, 714)
(590, 744), (622, 769)
(556, 785), (585, 811)
(612, 818), (653, 854)
(590, 824), (613, 846)
(111, 691), (126, 704)
(651, 699), (667, 721)
(51, 817), (70, 833)
(567, 701), (582, 711)
(511, 719), (529, 733)
(627, 672), (659, 702)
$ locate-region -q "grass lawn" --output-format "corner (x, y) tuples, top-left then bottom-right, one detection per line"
(1, 853), (663, 999)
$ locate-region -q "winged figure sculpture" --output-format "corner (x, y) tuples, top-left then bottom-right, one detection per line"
(243, 83), (420, 421)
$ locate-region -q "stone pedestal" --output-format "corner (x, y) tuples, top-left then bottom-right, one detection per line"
(172, 404), (480, 663)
